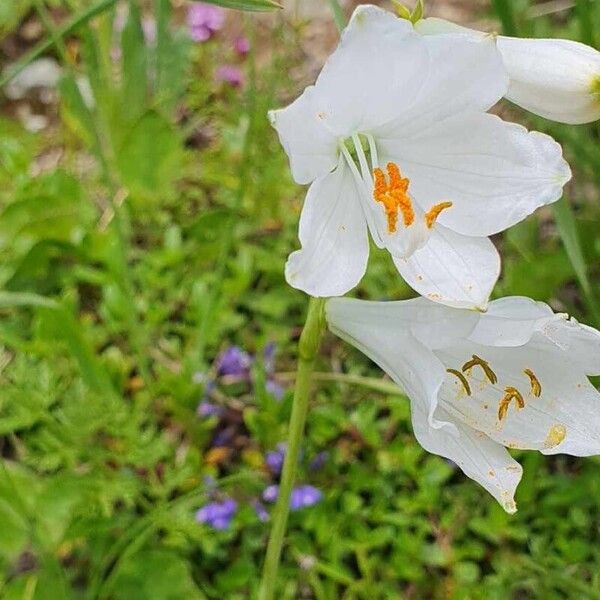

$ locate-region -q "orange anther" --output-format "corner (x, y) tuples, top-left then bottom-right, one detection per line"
(425, 201), (453, 229)
(372, 163), (414, 233)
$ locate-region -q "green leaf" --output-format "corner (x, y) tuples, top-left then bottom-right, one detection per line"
(198, 0), (282, 11)
(553, 198), (600, 322)
(0, 170), (94, 255)
(327, 0), (346, 31)
(121, 1), (148, 122)
(111, 550), (205, 600)
(116, 110), (182, 198)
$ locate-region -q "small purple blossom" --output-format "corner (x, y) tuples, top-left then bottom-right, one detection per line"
(262, 484), (279, 503)
(266, 379), (285, 400)
(215, 346), (252, 377)
(216, 65), (244, 88)
(187, 3), (225, 42)
(261, 484), (322, 511)
(252, 500), (269, 522)
(195, 498), (237, 530)
(265, 443), (287, 475)
(197, 400), (222, 418)
(309, 451), (329, 472)
(234, 36), (250, 56)
(290, 485), (322, 511)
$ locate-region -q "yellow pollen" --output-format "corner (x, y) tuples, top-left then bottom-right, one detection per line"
(462, 354), (498, 385)
(425, 201), (453, 228)
(373, 162), (414, 233)
(446, 368), (471, 396)
(523, 368), (542, 397)
(545, 424), (566, 448)
(497, 386), (525, 421)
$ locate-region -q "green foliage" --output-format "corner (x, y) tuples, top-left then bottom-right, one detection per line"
(0, 0), (598, 598)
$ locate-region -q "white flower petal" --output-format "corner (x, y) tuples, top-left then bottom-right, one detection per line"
(312, 4), (429, 135)
(392, 226), (500, 310)
(326, 296), (477, 350)
(469, 296), (555, 347)
(498, 37), (600, 124)
(411, 401), (522, 513)
(380, 112), (571, 237)
(471, 297), (600, 374)
(416, 17), (600, 124)
(268, 86), (338, 185)
(437, 342), (600, 457)
(373, 32), (507, 139)
(285, 158), (368, 297)
(326, 297), (455, 432)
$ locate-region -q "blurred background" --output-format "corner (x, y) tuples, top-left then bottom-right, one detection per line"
(0, 0), (599, 598)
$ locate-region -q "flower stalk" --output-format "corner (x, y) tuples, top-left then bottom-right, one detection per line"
(259, 296), (326, 600)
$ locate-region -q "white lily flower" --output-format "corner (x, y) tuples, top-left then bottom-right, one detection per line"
(326, 295), (600, 512)
(270, 5), (571, 308)
(415, 17), (600, 124)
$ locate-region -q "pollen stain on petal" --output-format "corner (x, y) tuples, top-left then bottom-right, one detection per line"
(373, 163), (414, 233)
(545, 424), (566, 449)
(425, 201), (453, 228)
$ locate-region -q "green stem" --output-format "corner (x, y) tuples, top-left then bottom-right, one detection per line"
(259, 297), (326, 600)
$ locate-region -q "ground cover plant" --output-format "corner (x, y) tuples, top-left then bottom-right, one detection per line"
(0, 0), (599, 598)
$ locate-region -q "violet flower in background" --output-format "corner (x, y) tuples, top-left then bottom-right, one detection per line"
(290, 485), (322, 511)
(188, 2), (225, 42)
(309, 451), (329, 472)
(196, 498), (237, 530)
(215, 65), (244, 88)
(264, 342), (286, 399)
(265, 443), (287, 475)
(262, 484), (322, 511)
(252, 500), (270, 522)
(215, 346), (252, 378)
(197, 399), (223, 418)
(234, 36), (250, 56)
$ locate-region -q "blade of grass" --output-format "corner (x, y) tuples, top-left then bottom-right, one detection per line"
(0, 0), (118, 88)
(552, 198), (600, 324)
(327, 0), (346, 32)
(0, 292), (116, 397)
(200, 0), (283, 10)
(492, 0), (518, 35)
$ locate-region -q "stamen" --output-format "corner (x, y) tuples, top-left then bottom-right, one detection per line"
(497, 386), (525, 421)
(446, 368), (471, 396)
(425, 201), (453, 229)
(372, 162), (414, 233)
(523, 368), (542, 397)
(462, 354), (498, 385)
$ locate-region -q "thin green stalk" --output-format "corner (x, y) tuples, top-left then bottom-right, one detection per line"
(38, 0), (152, 384)
(0, 0), (118, 88)
(277, 371), (406, 397)
(259, 297), (326, 600)
(493, 0), (518, 36)
(327, 0), (346, 32)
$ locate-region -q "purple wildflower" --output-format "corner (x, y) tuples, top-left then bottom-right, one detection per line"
(197, 400), (222, 417)
(215, 65), (244, 88)
(252, 500), (269, 522)
(215, 346), (252, 377)
(309, 451), (329, 472)
(265, 443), (287, 475)
(262, 484), (279, 504)
(266, 379), (285, 400)
(290, 485), (322, 511)
(195, 498), (237, 530)
(264, 342), (286, 399)
(187, 3), (225, 42)
(261, 484), (322, 511)
(234, 36), (250, 56)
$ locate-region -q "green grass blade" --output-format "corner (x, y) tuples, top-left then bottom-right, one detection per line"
(0, 0), (119, 88)
(327, 0), (346, 32)
(553, 198), (600, 323)
(0, 292), (116, 397)
(199, 0), (283, 10)
(492, 0), (518, 35)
